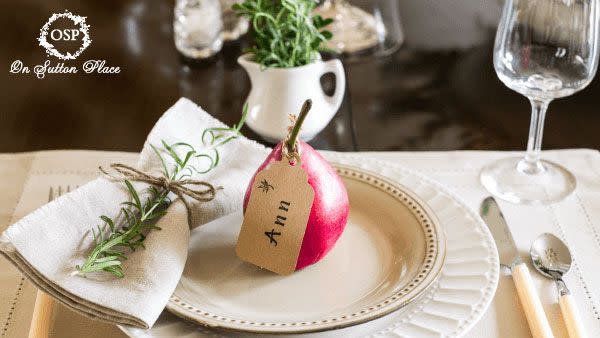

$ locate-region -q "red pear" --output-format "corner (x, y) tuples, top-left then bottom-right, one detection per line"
(243, 100), (349, 271)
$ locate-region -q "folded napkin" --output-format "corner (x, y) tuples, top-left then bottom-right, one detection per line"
(0, 98), (270, 328)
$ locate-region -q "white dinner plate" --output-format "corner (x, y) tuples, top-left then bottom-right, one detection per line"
(167, 164), (445, 333)
(120, 155), (499, 338)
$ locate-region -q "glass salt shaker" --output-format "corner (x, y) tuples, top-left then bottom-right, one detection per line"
(174, 0), (224, 59)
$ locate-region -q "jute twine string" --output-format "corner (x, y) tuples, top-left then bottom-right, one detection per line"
(100, 163), (220, 228)
(282, 139), (301, 165)
(283, 113), (302, 165)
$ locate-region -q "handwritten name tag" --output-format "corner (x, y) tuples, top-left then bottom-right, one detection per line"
(236, 159), (314, 275)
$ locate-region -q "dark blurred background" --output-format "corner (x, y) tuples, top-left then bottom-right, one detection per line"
(1, 0), (598, 153)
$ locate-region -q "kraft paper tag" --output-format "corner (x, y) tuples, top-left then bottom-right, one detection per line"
(236, 159), (315, 275)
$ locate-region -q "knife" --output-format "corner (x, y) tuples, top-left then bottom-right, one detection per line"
(480, 197), (554, 338)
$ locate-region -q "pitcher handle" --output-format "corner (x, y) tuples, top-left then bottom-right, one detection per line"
(321, 59), (346, 116)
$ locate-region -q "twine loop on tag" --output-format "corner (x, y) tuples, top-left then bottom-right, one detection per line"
(283, 111), (303, 166)
(100, 163), (220, 228)
(282, 138), (302, 165)
(283, 100), (312, 166)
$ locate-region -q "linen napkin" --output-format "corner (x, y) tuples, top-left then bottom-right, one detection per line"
(0, 98), (270, 329)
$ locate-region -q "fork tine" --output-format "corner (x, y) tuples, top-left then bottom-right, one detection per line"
(49, 185), (71, 203)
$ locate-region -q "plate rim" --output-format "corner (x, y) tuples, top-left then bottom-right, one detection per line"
(165, 164), (447, 334)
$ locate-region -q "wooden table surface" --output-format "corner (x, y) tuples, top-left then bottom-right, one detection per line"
(1, 0), (599, 153)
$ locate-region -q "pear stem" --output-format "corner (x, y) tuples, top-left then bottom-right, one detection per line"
(286, 99), (312, 151)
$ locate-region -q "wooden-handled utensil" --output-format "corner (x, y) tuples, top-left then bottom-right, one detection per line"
(28, 292), (54, 338)
(28, 186), (69, 338)
(480, 197), (554, 338)
(531, 233), (587, 338)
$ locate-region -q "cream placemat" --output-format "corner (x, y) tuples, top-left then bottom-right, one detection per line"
(355, 150), (600, 338)
(1, 149), (599, 338)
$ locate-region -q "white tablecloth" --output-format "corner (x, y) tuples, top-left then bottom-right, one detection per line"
(1, 149), (599, 338)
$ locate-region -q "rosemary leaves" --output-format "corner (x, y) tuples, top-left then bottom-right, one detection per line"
(75, 106), (248, 278)
(233, 0), (333, 68)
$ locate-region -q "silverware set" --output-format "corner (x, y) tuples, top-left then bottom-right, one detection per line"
(480, 197), (587, 338)
(23, 187), (590, 338)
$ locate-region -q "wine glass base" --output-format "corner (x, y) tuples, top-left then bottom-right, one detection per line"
(480, 157), (576, 205)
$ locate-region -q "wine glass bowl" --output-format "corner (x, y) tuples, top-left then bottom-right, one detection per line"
(481, 0), (599, 204)
(494, 0), (599, 100)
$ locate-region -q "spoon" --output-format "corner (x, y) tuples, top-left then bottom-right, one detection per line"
(530, 233), (587, 338)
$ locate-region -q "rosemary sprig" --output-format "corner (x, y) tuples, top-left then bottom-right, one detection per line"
(75, 105), (248, 278)
(233, 0), (333, 68)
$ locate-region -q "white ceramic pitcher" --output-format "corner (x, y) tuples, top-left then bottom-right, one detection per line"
(238, 54), (346, 142)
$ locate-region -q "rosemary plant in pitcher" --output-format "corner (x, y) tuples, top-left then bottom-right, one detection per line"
(233, 0), (333, 68)
(75, 106), (248, 278)
(233, 0), (346, 142)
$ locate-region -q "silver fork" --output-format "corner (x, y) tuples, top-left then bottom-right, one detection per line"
(28, 186), (71, 338)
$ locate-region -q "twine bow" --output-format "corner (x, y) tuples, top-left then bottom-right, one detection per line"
(100, 163), (220, 228)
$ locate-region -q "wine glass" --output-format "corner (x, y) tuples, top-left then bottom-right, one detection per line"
(314, 0), (403, 57)
(481, 0), (600, 204)
(219, 0), (248, 41)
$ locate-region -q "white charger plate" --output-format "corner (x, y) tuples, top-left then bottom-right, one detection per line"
(120, 156), (499, 338)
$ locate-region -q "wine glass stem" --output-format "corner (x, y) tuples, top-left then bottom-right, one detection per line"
(522, 98), (550, 174)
